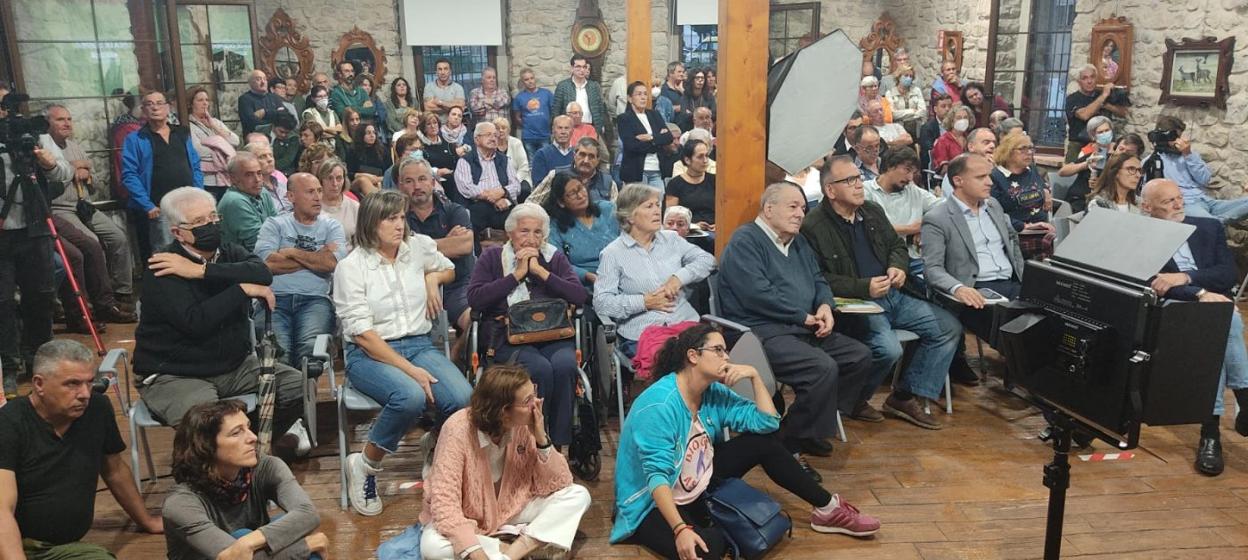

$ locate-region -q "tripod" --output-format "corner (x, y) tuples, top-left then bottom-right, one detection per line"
(1040, 412), (1074, 560)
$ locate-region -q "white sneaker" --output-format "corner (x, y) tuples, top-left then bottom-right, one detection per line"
(420, 431), (437, 480)
(286, 419), (312, 457)
(346, 452), (383, 516)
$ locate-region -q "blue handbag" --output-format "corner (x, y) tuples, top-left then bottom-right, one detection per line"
(706, 478), (792, 559)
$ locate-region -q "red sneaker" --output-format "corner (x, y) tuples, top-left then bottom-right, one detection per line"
(811, 498), (881, 537)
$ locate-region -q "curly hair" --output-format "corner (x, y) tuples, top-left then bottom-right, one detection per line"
(469, 364), (533, 441)
(651, 323), (720, 379)
(298, 142), (335, 173)
(171, 399), (249, 494)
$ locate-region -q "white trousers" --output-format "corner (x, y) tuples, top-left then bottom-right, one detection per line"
(421, 484), (591, 560)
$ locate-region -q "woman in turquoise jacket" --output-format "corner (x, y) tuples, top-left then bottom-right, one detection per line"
(610, 323), (881, 559)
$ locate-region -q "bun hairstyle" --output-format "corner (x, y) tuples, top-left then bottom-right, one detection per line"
(651, 323), (720, 378)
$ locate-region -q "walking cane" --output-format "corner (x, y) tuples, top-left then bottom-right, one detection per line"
(256, 302), (279, 454)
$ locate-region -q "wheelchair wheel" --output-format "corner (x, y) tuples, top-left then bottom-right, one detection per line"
(570, 450), (601, 481)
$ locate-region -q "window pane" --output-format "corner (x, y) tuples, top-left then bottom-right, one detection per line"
(681, 25), (718, 68)
(98, 42), (143, 96)
(178, 5), (210, 45)
(419, 46), (488, 94)
(18, 42), (102, 97)
(95, 0), (137, 41)
(14, 0), (95, 42)
(208, 5), (254, 82)
(182, 44), (213, 84)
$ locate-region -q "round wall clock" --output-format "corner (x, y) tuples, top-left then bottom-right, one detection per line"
(572, 20), (610, 58)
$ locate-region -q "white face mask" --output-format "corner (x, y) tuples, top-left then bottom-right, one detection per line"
(650, 86), (661, 98)
(315, 98), (329, 111)
(953, 119), (970, 132)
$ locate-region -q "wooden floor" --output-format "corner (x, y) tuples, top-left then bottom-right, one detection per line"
(32, 322), (1248, 559)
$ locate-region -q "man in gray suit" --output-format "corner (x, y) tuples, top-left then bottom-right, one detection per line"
(921, 153), (1024, 341)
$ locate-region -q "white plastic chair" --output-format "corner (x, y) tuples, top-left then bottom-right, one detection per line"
(890, 329), (954, 415)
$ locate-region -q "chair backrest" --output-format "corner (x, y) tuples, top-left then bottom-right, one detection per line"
(726, 332), (778, 400)
(708, 269), (722, 316)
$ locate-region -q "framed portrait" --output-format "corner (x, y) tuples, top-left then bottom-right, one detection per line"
(937, 30), (964, 74)
(1159, 36), (1235, 109)
(1089, 16), (1132, 88)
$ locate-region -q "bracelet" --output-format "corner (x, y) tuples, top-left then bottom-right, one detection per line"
(674, 524), (693, 539)
(536, 439), (553, 449)
(671, 522), (688, 534)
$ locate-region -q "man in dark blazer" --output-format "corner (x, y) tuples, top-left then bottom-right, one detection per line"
(1141, 178), (1247, 476)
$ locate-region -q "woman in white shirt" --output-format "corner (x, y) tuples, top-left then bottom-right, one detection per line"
(332, 191), (473, 517)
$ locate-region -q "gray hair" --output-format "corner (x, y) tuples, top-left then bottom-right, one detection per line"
(685, 128), (713, 144)
(860, 76), (879, 88)
(33, 339), (95, 378)
(1075, 64), (1099, 80)
(760, 182), (801, 209)
(664, 205), (692, 224)
(504, 202), (550, 236)
(473, 121), (497, 138)
(997, 118), (1025, 137)
(575, 136), (603, 157)
(398, 156), (433, 178)
(42, 103), (69, 117)
(614, 183), (660, 233)
(1086, 115), (1112, 139)
(565, 101), (583, 113)
(160, 186), (216, 228)
(227, 151), (259, 176)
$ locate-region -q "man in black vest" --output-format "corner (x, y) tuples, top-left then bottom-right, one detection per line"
(453, 121), (520, 236)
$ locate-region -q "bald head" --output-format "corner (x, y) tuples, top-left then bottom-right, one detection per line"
(249, 69), (268, 93)
(967, 128), (997, 157)
(552, 115), (573, 146)
(287, 172), (323, 220)
(1140, 179), (1185, 222)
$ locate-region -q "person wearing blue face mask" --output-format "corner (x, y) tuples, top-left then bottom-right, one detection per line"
(884, 64), (927, 142)
(1057, 115), (1114, 213)
(382, 134), (424, 191)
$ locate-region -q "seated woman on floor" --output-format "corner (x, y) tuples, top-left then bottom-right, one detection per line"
(610, 324), (880, 559)
(420, 364), (592, 560)
(594, 184), (714, 358)
(162, 400), (328, 560)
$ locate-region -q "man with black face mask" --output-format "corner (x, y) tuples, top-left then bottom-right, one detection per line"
(131, 187), (306, 448)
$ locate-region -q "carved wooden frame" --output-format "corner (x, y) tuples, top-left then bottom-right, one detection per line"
(859, 14), (903, 71)
(1089, 15), (1133, 89)
(257, 8), (314, 95)
(1159, 36), (1234, 110)
(333, 26), (388, 86)
(939, 30), (964, 74)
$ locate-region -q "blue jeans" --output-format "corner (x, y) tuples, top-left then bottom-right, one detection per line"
(1184, 195), (1248, 224)
(1215, 308), (1248, 415)
(231, 515), (322, 560)
(641, 170), (664, 193)
(853, 290), (962, 400)
(261, 294), (335, 369)
(496, 338), (577, 446)
(523, 138), (549, 158)
(345, 335), (472, 453)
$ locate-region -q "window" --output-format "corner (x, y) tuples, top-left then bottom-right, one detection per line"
(988, 0), (1077, 149)
(413, 46), (494, 101)
(10, 0), (176, 190)
(178, 3), (257, 134)
(679, 25), (718, 69)
(768, 3), (820, 60)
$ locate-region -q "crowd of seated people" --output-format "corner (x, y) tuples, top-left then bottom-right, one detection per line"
(15, 38), (1248, 560)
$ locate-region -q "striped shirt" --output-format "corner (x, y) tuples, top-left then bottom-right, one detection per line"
(594, 230), (715, 341)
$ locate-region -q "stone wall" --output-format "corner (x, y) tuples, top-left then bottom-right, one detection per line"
(1072, 0), (1248, 193)
(888, 0), (994, 85)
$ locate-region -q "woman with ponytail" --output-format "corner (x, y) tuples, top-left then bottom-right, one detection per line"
(609, 324), (880, 559)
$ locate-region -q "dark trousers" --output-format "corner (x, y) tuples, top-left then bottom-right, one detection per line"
(0, 230), (53, 366)
(959, 280), (1022, 342)
(496, 338), (577, 446)
(627, 434), (831, 559)
(761, 331), (873, 441)
(465, 199), (510, 234)
(52, 215), (115, 315)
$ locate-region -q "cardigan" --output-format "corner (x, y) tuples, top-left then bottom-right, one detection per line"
(465, 245), (588, 350)
(610, 374), (781, 543)
(420, 409), (576, 557)
(617, 109), (675, 182)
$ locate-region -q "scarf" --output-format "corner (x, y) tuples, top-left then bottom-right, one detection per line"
(441, 124), (467, 145)
(206, 467), (253, 505)
(501, 241), (557, 306)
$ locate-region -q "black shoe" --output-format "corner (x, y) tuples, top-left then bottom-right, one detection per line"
(950, 358), (981, 387)
(1196, 436), (1224, 476)
(95, 305), (138, 324)
(794, 453), (822, 483)
(65, 318), (106, 335)
(1236, 411), (1248, 438)
(786, 436), (834, 457)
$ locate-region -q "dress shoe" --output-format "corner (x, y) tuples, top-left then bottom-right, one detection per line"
(949, 358), (981, 386)
(1236, 410), (1248, 438)
(883, 393), (943, 430)
(96, 304), (138, 324)
(1195, 436), (1224, 476)
(850, 401), (884, 423)
(793, 453), (822, 483)
(786, 436), (834, 457)
(65, 318), (106, 335)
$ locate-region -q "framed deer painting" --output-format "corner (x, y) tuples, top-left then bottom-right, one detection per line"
(1160, 36), (1234, 109)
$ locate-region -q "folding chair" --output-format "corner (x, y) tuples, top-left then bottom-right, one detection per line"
(889, 329), (954, 415)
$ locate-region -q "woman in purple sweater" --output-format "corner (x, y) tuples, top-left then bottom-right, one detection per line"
(467, 202), (588, 448)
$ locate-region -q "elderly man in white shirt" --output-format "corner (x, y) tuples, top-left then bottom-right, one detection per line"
(332, 190), (473, 517)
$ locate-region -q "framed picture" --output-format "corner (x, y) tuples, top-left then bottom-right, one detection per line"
(1160, 36), (1235, 109)
(1089, 16), (1132, 88)
(938, 30), (964, 74)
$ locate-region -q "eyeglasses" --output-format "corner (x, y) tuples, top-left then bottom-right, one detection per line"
(513, 382), (539, 407)
(829, 175), (864, 187)
(142, 100), (167, 108)
(696, 345), (728, 357)
(178, 212), (220, 229)
(1016, 146), (1036, 153)
(1122, 166), (1143, 175)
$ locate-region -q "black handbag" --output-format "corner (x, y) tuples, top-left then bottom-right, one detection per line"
(504, 298), (575, 345)
(706, 478), (792, 560)
(74, 182), (96, 223)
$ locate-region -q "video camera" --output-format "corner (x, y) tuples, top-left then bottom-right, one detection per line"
(0, 92), (49, 155)
(1147, 127), (1181, 155)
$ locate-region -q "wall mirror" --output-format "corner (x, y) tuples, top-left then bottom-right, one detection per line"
(257, 8), (313, 94)
(334, 26), (387, 85)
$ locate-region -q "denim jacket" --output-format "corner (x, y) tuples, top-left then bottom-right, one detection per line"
(609, 374), (780, 543)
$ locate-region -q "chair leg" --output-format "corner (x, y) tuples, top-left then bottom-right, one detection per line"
(1237, 272), (1248, 302)
(337, 393), (349, 511)
(945, 374), (954, 415)
(305, 377), (319, 448)
(974, 336), (987, 376)
(613, 353), (626, 424)
(129, 416), (143, 492)
(836, 410), (848, 443)
(141, 428), (156, 485)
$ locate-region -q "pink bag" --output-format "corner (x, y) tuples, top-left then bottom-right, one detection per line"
(632, 321), (700, 380)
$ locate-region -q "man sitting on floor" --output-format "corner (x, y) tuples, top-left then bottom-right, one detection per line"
(0, 340), (163, 560)
(719, 182), (873, 464)
(133, 187), (306, 447)
(921, 154), (1024, 374)
(1140, 178), (1248, 476)
(802, 155), (961, 430)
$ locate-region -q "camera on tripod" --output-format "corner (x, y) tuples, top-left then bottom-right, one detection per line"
(0, 92), (49, 163)
(1147, 127), (1181, 155)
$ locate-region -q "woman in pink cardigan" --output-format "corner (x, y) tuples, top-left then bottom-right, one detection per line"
(420, 365), (591, 560)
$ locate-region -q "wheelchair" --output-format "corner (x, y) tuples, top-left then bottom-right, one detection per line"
(466, 305), (603, 481)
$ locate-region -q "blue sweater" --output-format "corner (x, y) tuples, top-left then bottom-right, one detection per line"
(547, 200), (620, 282)
(530, 144), (573, 186)
(610, 374), (780, 543)
(719, 222), (836, 337)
